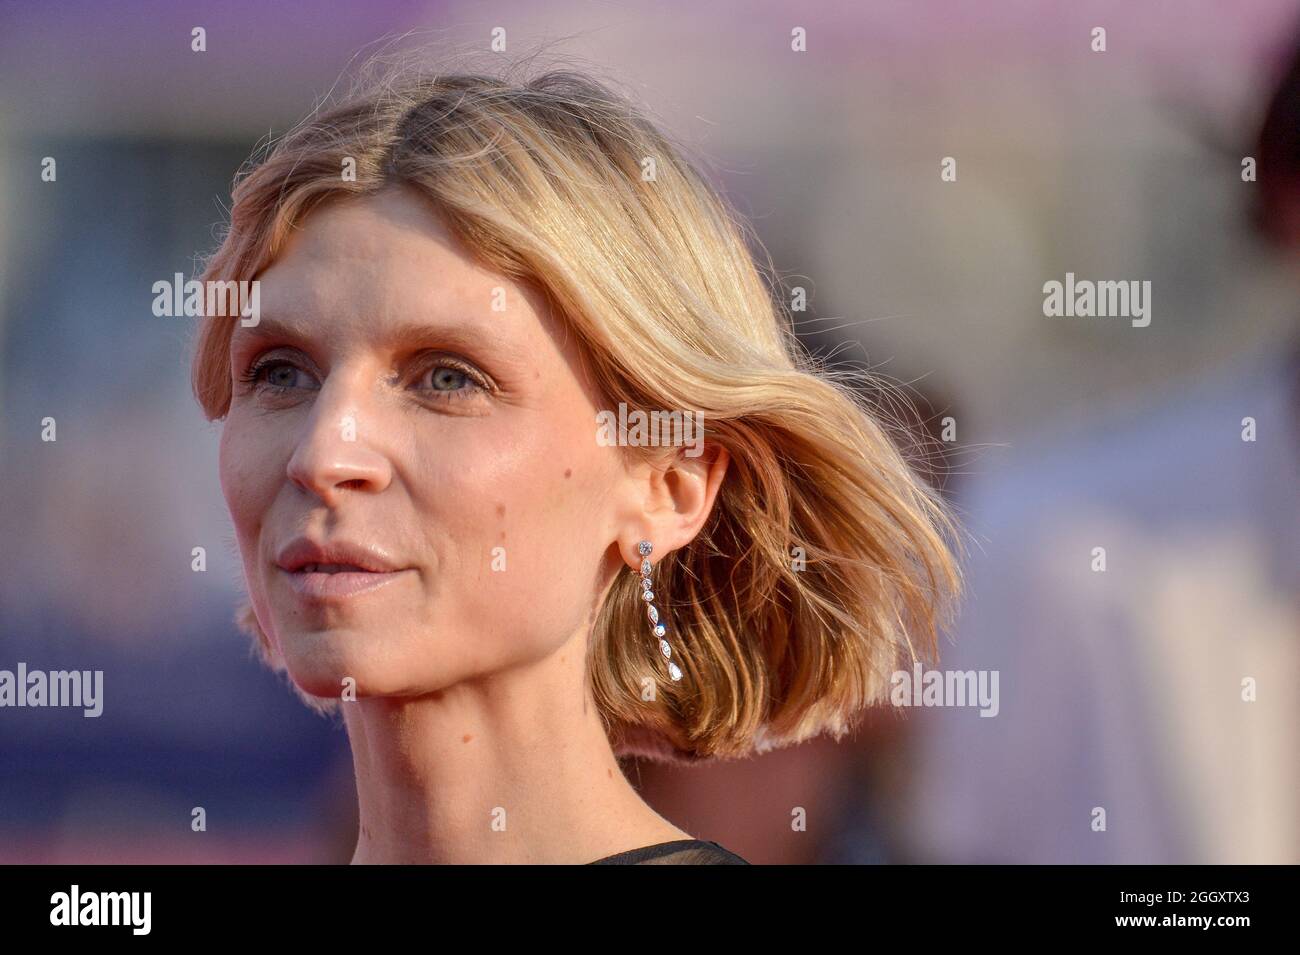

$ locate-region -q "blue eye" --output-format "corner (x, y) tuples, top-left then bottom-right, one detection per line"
(240, 358), (315, 392)
(236, 353), (490, 407)
(265, 364), (300, 388)
(428, 366), (469, 391)
(418, 359), (488, 401)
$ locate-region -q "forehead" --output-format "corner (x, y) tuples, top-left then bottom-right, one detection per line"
(260, 187), (500, 307)
(233, 187), (545, 351)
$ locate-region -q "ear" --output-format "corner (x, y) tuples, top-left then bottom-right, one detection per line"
(615, 443), (731, 570)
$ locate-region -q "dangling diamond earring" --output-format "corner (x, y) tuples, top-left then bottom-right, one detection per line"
(638, 540), (682, 682)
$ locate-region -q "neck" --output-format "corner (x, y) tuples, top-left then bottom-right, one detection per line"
(341, 640), (690, 864)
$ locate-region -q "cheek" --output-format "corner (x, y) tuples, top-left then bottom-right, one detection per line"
(419, 413), (617, 652)
(218, 411), (280, 550)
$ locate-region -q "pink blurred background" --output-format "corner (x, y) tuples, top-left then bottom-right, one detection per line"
(1, 0), (1296, 863)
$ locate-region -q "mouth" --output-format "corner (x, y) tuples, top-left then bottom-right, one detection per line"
(280, 564), (413, 600)
(298, 562), (376, 574)
(274, 539), (413, 601)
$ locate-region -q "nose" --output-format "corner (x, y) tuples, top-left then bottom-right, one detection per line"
(285, 380), (394, 506)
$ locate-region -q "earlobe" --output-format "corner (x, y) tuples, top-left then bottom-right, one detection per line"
(618, 535), (652, 571)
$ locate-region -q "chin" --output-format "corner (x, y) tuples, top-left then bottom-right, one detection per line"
(281, 632), (467, 702)
(275, 629), (390, 699)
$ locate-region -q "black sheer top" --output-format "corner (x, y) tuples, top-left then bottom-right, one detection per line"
(587, 839), (750, 865)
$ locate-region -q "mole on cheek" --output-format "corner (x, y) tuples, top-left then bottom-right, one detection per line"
(496, 503), (506, 518)
(564, 468), (572, 479)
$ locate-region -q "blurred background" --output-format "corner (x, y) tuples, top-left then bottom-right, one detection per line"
(0, 0), (1296, 863)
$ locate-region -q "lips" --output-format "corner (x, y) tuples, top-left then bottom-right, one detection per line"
(275, 538), (412, 600)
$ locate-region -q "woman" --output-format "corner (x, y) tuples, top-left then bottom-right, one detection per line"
(190, 60), (961, 864)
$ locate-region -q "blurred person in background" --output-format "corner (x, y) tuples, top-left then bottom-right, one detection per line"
(899, 28), (1300, 864)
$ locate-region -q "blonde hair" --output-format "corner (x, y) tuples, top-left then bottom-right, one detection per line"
(192, 52), (962, 763)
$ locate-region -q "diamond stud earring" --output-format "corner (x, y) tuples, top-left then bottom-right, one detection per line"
(638, 540), (681, 682)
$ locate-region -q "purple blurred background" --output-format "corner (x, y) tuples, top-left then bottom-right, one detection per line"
(1, 0), (1297, 863)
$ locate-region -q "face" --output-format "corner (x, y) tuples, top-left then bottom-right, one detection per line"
(219, 185), (627, 701)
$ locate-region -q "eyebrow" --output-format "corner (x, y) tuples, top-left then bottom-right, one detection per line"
(232, 314), (505, 355)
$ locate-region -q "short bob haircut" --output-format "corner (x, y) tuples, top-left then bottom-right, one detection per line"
(191, 52), (963, 764)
